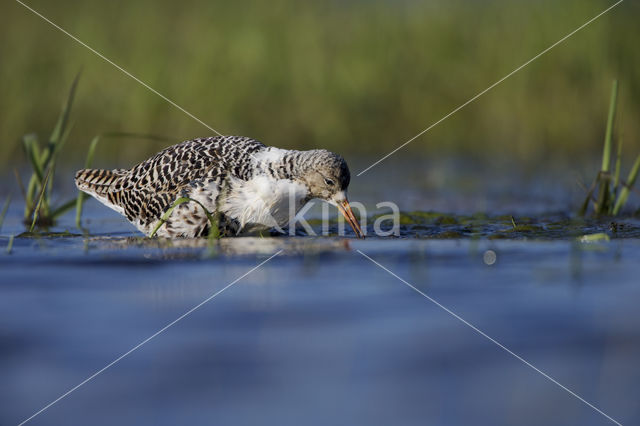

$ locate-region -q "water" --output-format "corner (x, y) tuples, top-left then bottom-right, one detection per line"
(1, 163), (639, 426)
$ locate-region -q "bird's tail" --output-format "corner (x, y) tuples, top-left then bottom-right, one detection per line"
(74, 168), (127, 196)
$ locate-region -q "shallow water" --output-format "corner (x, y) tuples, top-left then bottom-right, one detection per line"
(1, 167), (640, 425)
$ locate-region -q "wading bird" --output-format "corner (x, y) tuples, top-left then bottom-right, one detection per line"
(75, 136), (363, 238)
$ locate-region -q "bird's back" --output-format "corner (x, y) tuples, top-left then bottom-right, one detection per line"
(75, 136), (265, 236)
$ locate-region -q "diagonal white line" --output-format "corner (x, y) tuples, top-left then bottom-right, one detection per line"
(18, 250), (283, 426)
(15, 0), (225, 137)
(357, 0), (624, 176)
(357, 249), (622, 425)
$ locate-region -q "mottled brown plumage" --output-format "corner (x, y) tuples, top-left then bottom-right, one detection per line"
(75, 135), (362, 238)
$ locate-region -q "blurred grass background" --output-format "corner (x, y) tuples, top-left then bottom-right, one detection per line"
(1, 0), (638, 171)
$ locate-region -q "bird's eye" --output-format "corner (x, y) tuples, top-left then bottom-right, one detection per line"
(324, 178), (335, 186)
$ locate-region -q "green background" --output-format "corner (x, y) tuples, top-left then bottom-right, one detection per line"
(1, 0), (638, 170)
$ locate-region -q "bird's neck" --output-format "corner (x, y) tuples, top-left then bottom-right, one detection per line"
(253, 147), (315, 180)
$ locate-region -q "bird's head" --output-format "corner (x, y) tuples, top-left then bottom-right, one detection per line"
(300, 149), (364, 238)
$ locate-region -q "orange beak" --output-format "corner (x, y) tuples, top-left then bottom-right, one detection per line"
(337, 198), (364, 239)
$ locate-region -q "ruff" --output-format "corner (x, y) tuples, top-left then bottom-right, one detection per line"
(75, 136), (363, 238)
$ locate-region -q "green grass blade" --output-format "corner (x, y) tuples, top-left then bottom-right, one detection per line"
(18, 72), (82, 229)
(47, 120), (75, 198)
(47, 72), (80, 153)
(149, 196), (220, 239)
(74, 193), (87, 229)
(609, 137), (623, 215)
(208, 212), (220, 240)
(577, 177), (597, 216)
(578, 197), (589, 217)
(578, 189), (594, 216)
(595, 173), (610, 215)
(55, 118), (75, 154)
(39, 72), (80, 174)
(6, 235), (14, 254)
(84, 135), (102, 168)
(0, 195), (11, 233)
(29, 169), (52, 232)
(21, 134), (47, 219)
(13, 168), (33, 220)
(149, 197), (192, 237)
(51, 197), (78, 219)
(24, 175), (39, 219)
(21, 135), (43, 218)
(601, 79), (618, 173)
(613, 136), (622, 187)
(75, 135), (101, 228)
(22, 134), (43, 183)
(596, 79), (619, 215)
(612, 154), (640, 215)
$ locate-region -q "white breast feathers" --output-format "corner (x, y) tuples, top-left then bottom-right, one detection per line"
(221, 175), (309, 233)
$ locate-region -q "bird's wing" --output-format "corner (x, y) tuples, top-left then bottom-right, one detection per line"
(119, 136), (265, 225)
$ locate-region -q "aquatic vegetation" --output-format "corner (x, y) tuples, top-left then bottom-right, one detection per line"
(0, 195), (10, 232)
(18, 74), (81, 230)
(382, 211), (640, 240)
(16, 230), (81, 238)
(15, 74), (172, 232)
(579, 80), (640, 217)
(149, 196), (220, 241)
(5, 207), (640, 243)
(73, 134), (100, 229)
(396, 211), (459, 225)
(6, 235), (14, 254)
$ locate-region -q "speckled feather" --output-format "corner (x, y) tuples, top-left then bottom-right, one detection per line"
(75, 136), (351, 238)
